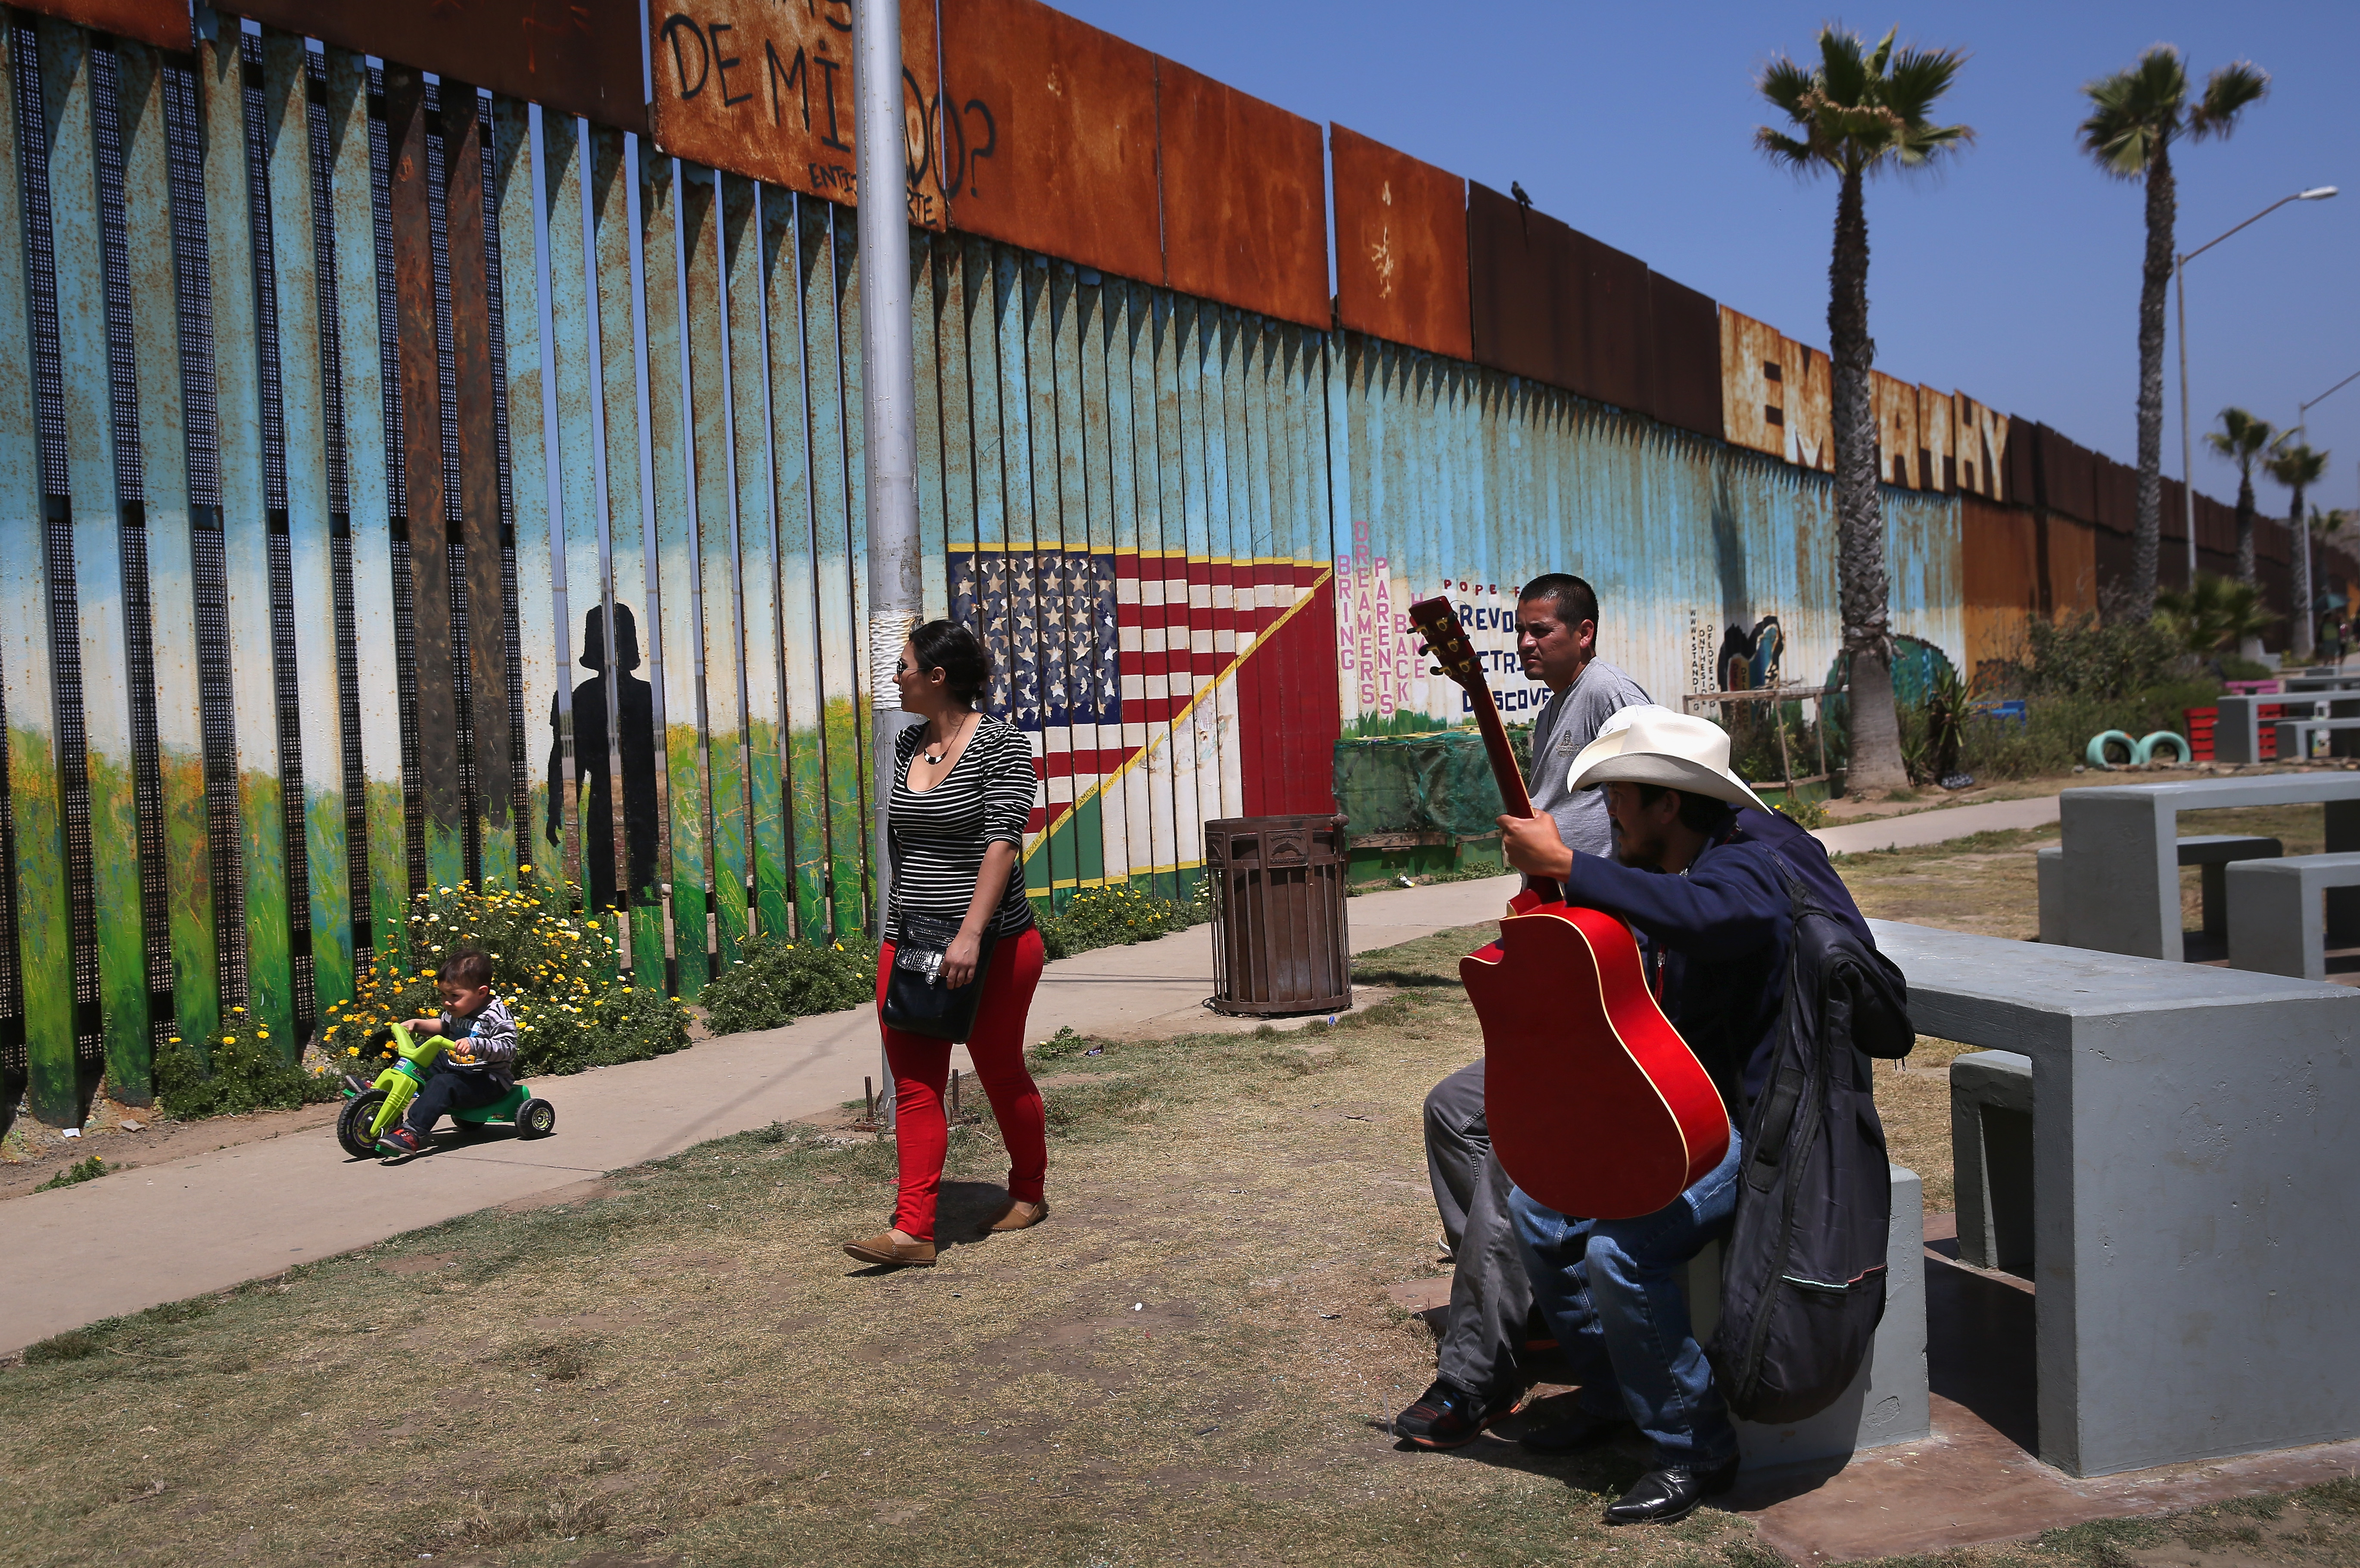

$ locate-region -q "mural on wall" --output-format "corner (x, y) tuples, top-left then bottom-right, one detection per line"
(11, 0), (2268, 1137)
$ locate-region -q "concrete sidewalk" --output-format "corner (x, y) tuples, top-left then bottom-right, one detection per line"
(0, 875), (1516, 1356)
(1814, 793), (2061, 856)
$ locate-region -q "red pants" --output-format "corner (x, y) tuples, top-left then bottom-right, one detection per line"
(876, 925), (1046, 1241)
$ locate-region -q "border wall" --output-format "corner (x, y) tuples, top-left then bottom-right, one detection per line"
(0, 0), (2342, 1126)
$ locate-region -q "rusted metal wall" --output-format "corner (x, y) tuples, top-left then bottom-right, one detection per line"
(16, 0), (185, 50)
(1155, 58), (1326, 330)
(1330, 123), (1468, 361)
(644, 0), (949, 227)
(1647, 272), (1721, 442)
(1466, 179), (1579, 391)
(234, 0), (647, 130)
(933, 0), (1161, 286)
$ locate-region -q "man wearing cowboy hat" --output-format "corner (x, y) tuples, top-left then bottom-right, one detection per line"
(1392, 574), (1650, 1453)
(1488, 705), (1865, 1524)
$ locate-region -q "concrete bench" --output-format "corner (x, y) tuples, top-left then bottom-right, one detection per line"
(2037, 834), (2280, 954)
(1951, 1051), (2033, 1274)
(1874, 918), (2360, 1478)
(2057, 775), (2360, 959)
(2226, 851), (2360, 980)
(2275, 715), (2360, 762)
(1681, 1165), (1930, 1471)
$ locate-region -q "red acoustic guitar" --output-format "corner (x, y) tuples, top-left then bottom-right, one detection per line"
(1406, 596), (1730, 1220)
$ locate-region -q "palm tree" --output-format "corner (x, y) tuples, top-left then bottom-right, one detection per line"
(2156, 573), (2273, 659)
(2204, 408), (2274, 591)
(2266, 438), (2327, 657)
(2078, 50), (2269, 620)
(1757, 27), (1972, 796)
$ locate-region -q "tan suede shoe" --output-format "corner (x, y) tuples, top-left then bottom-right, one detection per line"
(843, 1229), (936, 1267)
(987, 1198), (1049, 1232)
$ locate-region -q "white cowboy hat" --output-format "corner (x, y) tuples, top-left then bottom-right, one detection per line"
(1567, 704), (1770, 813)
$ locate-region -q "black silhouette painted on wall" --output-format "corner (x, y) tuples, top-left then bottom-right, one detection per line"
(548, 603), (660, 912)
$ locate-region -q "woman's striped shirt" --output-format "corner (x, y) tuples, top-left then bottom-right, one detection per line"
(884, 714), (1040, 942)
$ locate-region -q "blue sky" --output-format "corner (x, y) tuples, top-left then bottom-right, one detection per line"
(1059, 1), (2360, 514)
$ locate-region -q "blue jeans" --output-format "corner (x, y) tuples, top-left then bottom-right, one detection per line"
(1508, 1127), (1744, 1469)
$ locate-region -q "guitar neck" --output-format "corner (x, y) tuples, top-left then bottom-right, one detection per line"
(1464, 681), (1563, 904)
(1404, 595), (1562, 903)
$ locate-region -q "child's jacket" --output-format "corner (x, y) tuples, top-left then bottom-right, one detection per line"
(437, 995), (521, 1088)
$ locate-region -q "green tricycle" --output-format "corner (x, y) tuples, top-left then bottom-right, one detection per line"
(336, 1020), (557, 1160)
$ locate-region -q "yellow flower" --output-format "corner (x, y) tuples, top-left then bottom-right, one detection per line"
(257, 1030), (270, 1040)
(232, 1005), (246, 1014)
(168, 1036), (182, 1044)
(348, 1045), (361, 1056)
(223, 1035), (237, 1045)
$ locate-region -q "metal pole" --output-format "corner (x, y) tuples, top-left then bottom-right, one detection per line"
(856, 0), (922, 1128)
(2178, 255), (2197, 586)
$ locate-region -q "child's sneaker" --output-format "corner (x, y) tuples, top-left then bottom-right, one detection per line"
(376, 1126), (424, 1161)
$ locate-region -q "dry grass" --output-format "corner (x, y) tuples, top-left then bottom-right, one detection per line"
(8, 874), (2344, 1567)
(3, 924), (1775, 1568)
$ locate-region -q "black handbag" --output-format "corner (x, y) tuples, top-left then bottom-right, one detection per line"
(882, 910), (999, 1042)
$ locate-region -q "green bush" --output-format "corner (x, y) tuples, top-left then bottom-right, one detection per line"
(1951, 679), (2221, 780)
(697, 933), (878, 1035)
(156, 1011), (340, 1119)
(1989, 613), (2192, 701)
(1037, 883), (1207, 961)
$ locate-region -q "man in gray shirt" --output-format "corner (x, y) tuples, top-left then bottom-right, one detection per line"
(1394, 572), (1650, 1449)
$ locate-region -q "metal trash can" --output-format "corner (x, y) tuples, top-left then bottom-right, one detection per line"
(1204, 815), (1352, 1017)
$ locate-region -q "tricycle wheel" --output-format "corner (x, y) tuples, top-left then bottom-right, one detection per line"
(337, 1091), (389, 1160)
(517, 1097), (556, 1140)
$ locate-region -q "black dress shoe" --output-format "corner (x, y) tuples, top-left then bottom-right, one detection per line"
(1602, 1457), (1740, 1524)
(1517, 1410), (1624, 1453)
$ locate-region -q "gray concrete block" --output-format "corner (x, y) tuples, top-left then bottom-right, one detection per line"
(2226, 852), (2360, 980)
(1684, 1166), (1931, 1472)
(1876, 919), (2360, 1478)
(2179, 836), (2282, 958)
(2037, 847), (2063, 944)
(1951, 1051), (2034, 1273)
(2058, 777), (2360, 959)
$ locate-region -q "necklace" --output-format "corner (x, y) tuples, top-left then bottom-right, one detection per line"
(923, 712), (975, 765)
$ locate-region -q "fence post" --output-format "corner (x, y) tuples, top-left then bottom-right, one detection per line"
(855, 0), (921, 1126)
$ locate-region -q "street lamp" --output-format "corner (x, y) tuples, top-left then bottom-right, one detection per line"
(2289, 366), (2360, 439)
(2177, 186), (2338, 581)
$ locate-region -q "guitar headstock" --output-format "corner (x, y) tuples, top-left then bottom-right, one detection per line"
(1407, 596), (1484, 698)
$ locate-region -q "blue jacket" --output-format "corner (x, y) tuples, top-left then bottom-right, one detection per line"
(1554, 808), (1868, 1119)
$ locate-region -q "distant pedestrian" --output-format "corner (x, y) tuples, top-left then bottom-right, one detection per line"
(844, 619), (1049, 1270)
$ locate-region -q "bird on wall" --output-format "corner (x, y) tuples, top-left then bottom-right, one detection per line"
(1511, 179), (1533, 238)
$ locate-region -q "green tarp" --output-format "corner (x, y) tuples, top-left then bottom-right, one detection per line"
(1333, 728), (1534, 839)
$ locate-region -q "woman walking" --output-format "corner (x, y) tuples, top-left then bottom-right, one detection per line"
(845, 620), (1050, 1268)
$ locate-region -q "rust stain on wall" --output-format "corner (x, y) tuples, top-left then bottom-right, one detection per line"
(1918, 383), (1952, 495)
(1777, 335), (1831, 472)
(937, 0), (1161, 286)
(1872, 370), (1919, 489)
(1329, 123), (1467, 360)
(647, 0), (947, 229)
(18, 0), (185, 50)
(1155, 57), (1326, 328)
(1718, 305), (1781, 458)
(232, 0), (646, 131)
